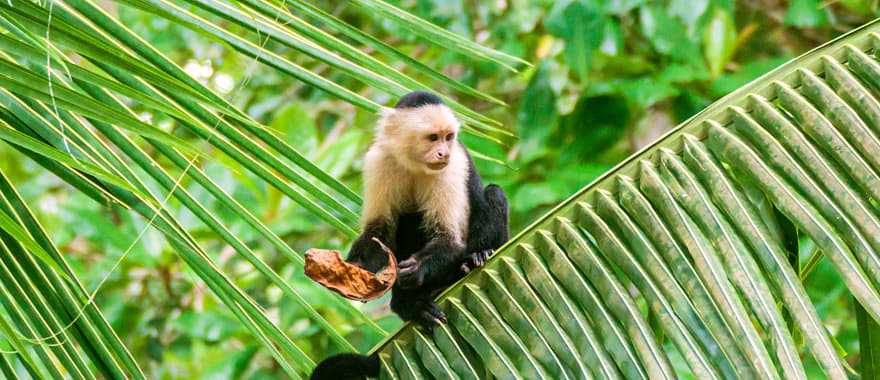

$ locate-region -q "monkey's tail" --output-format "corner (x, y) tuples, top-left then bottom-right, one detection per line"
(310, 352), (380, 380)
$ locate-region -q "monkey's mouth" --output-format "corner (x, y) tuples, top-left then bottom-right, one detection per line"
(427, 161), (448, 170)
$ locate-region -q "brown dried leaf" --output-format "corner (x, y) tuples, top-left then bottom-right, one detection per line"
(304, 238), (397, 302)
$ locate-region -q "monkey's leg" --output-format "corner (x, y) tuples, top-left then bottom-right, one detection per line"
(483, 184), (510, 246)
(390, 286), (447, 330)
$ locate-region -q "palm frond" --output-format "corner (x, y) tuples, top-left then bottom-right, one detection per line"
(0, 170), (144, 379)
(0, 0), (519, 377)
(373, 18), (880, 380)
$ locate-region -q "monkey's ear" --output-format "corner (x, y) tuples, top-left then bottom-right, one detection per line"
(377, 107), (399, 134)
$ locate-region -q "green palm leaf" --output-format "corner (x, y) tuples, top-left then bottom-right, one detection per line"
(372, 18), (880, 380)
(0, 0), (518, 377)
(0, 170), (144, 379)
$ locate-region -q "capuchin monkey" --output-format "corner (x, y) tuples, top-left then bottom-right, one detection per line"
(310, 91), (509, 380)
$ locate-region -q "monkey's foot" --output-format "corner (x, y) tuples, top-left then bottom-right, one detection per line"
(414, 301), (447, 331)
(461, 249), (493, 273)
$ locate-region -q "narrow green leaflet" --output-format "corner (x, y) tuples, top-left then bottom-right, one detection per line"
(351, 0), (529, 71)
(277, 0), (504, 105)
(0, 121), (145, 197)
(0, 62), (197, 155)
(0, 208), (67, 282)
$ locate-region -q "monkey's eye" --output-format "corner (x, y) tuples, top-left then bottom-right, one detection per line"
(428, 134), (439, 141)
(445, 133), (455, 141)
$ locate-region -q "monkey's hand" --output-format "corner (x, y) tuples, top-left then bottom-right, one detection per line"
(459, 249), (492, 273)
(397, 257), (425, 289)
(346, 237), (391, 274)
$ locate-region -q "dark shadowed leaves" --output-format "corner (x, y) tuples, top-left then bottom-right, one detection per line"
(561, 95), (630, 158)
(517, 61), (560, 163)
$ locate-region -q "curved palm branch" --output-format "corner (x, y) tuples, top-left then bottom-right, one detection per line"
(372, 18), (880, 380)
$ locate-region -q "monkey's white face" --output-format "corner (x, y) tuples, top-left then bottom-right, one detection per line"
(380, 104), (461, 174)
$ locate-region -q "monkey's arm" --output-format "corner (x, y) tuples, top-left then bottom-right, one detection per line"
(346, 149), (401, 273)
(398, 184), (509, 287)
(463, 184), (509, 270)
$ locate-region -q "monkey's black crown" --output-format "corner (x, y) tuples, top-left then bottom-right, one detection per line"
(394, 91), (444, 109)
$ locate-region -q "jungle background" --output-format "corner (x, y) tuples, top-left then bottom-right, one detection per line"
(1, 0), (878, 378)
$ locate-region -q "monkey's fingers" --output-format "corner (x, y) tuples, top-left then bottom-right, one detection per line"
(415, 314), (440, 331)
(398, 266), (417, 274)
(397, 271), (424, 289)
(397, 259), (424, 288)
(416, 302), (447, 331)
(471, 249), (493, 268)
(429, 303), (448, 324)
(398, 258), (419, 271)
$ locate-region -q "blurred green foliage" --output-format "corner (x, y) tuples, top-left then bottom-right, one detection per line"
(4, 0), (880, 378)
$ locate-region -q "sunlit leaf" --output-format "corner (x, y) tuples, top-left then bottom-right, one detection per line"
(702, 8), (737, 78)
(784, 0), (829, 28)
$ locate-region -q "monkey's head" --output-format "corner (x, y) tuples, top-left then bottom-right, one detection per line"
(378, 91), (460, 174)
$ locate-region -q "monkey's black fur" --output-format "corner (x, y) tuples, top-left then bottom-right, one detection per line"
(309, 353), (379, 379)
(311, 152), (508, 380)
(389, 146), (509, 326)
(342, 90), (451, 276)
(310, 92), (508, 380)
(394, 90), (443, 109)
